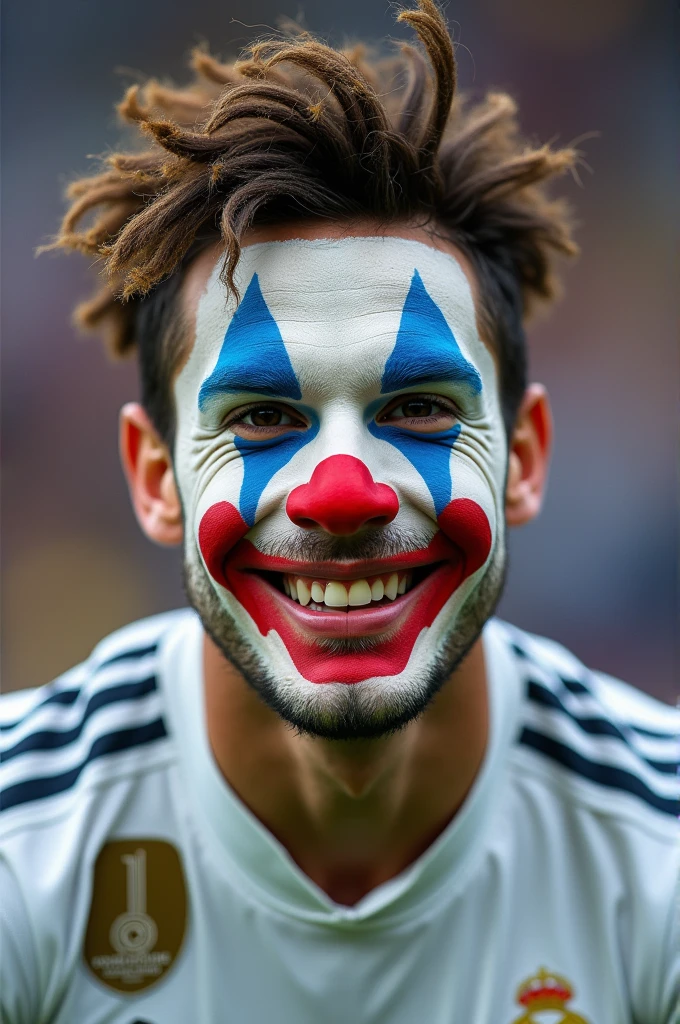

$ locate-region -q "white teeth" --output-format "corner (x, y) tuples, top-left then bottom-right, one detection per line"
(348, 580), (372, 607)
(284, 571), (413, 607)
(324, 581), (348, 607)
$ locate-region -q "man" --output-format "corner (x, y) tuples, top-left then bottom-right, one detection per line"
(1, 2), (678, 1022)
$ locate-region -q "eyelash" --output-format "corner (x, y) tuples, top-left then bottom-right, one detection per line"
(222, 403), (307, 432)
(377, 394), (459, 422)
(222, 394), (458, 433)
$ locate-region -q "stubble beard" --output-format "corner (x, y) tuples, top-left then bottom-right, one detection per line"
(182, 530), (507, 742)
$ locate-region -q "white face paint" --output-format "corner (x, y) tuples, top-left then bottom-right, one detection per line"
(174, 237), (507, 736)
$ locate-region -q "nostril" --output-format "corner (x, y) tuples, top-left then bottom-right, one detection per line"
(369, 516), (393, 527)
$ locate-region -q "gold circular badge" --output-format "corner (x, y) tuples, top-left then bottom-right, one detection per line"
(84, 839), (187, 994)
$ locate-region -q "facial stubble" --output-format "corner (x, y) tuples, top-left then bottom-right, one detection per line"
(182, 528), (507, 741)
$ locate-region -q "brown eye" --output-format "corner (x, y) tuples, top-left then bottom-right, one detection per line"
(401, 398), (434, 418)
(226, 401), (307, 438)
(376, 392), (458, 434)
(249, 407), (282, 426)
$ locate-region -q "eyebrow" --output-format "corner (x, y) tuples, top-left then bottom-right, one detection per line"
(381, 269), (482, 395)
(198, 273), (301, 411)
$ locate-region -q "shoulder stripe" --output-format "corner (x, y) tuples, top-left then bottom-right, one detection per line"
(0, 688), (79, 727)
(93, 643), (159, 669)
(556, 677), (676, 739)
(0, 643), (160, 733)
(526, 681), (679, 774)
(519, 727), (680, 816)
(0, 718), (168, 812)
(627, 723), (676, 739)
(0, 677), (157, 762)
(509, 639), (679, 740)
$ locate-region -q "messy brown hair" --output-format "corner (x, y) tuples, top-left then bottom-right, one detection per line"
(49, 0), (578, 441)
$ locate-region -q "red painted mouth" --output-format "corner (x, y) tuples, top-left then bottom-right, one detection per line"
(198, 498), (492, 684)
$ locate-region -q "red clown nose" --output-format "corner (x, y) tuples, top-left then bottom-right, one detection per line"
(286, 455), (399, 536)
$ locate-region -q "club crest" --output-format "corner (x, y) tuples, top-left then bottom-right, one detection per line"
(510, 967), (591, 1024)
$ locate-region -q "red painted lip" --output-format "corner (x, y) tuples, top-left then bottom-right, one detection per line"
(222, 533), (467, 683)
(198, 497), (492, 684)
(227, 530), (454, 581)
(257, 561), (454, 638)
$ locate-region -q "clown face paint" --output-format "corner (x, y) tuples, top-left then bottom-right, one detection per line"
(174, 237), (508, 737)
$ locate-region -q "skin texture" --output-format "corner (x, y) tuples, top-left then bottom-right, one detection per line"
(120, 219), (552, 905)
(175, 234), (504, 740)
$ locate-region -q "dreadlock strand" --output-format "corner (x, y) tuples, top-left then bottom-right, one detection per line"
(398, 0), (456, 166)
(143, 81), (210, 125)
(117, 84), (152, 124)
(395, 44), (431, 143)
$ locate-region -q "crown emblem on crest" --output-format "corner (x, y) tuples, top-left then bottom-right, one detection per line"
(509, 967), (591, 1024)
(518, 966), (572, 1009)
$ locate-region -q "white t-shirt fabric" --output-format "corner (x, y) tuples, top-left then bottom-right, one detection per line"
(1, 609), (678, 1024)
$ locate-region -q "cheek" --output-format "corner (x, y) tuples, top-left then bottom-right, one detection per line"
(197, 500), (249, 584)
(437, 498), (492, 576)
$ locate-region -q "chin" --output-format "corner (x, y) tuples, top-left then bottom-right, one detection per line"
(183, 540), (506, 740)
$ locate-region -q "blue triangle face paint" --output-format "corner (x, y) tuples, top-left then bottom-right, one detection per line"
(369, 269), (482, 517)
(198, 273), (302, 412)
(198, 272), (316, 527)
(381, 269), (482, 396)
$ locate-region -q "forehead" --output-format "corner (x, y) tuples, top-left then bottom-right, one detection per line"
(179, 237), (495, 402)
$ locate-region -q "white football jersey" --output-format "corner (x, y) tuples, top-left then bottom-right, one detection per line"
(1, 610), (678, 1024)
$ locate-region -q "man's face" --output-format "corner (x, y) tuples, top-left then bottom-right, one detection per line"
(174, 236), (507, 738)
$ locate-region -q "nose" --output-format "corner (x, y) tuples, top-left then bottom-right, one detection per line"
(286, 455), (399, 535)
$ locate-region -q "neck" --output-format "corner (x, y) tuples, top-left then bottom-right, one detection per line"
(203, 634), (489, 906)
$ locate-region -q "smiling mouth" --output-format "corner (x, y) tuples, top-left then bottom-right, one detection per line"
(257, 564), (438, 612)
(223, 535), (460, 645)
(198, 498), (493, 683)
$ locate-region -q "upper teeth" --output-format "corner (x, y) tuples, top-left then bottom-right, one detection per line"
(282, 571), (413, 608)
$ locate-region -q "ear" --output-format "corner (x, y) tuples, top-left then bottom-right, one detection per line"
(119, 402), (183, 546)
(505, 384), (553, 527)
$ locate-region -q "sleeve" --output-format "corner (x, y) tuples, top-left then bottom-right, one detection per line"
(659, 868), (680, 1024)
(0, 856), (41, 1024)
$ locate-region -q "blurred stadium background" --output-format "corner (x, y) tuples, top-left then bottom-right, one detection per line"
(2, 0), (677, 702)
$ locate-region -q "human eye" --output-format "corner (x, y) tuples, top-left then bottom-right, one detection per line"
(375, 393), (459, 433)
(224, 402), (308, 440)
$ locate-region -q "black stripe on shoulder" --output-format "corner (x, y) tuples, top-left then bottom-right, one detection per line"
(510, 638), (679, 742)
(561, 674), (679, 741)
(0, 643), (159, 734)
(93, 643), (160, 671)
(0, 688), (79, 732)
(526, 681), (678, 774)
(510, 641), (589, 690)
(1, 677), (158, 762)
(0, 718), (168, 812)
(519, 726), (680, 817)
(558, 677), (590, 696)
(628, 722), (678, 739)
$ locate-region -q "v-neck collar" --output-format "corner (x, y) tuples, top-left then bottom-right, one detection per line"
(161, 611), (523, 925)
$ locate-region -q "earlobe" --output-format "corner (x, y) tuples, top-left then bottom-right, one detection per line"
(504, 384), (552, 528)
(119, 403), (183, 547)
